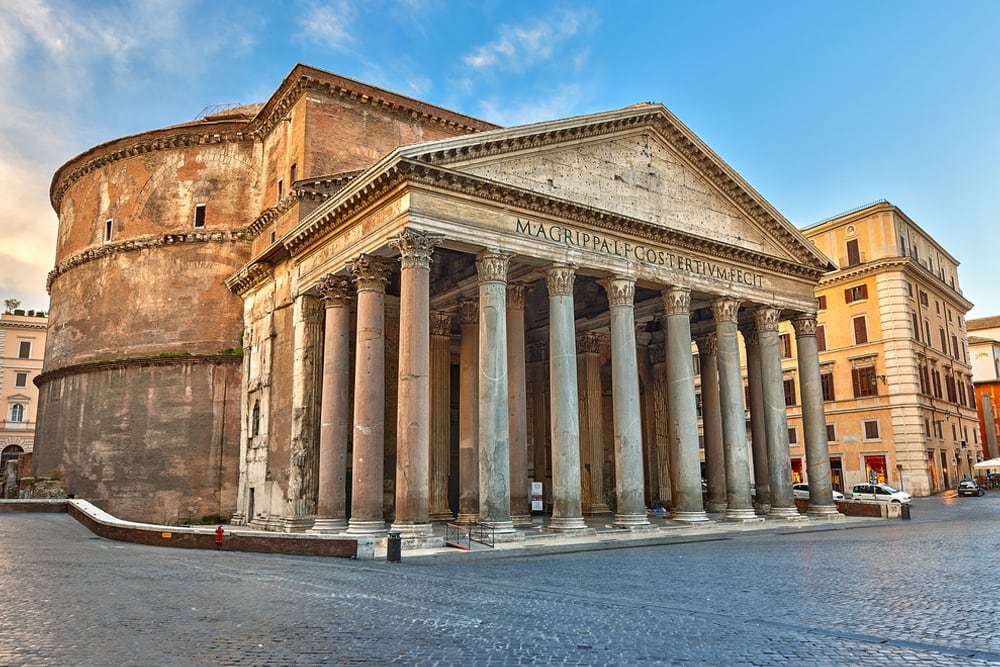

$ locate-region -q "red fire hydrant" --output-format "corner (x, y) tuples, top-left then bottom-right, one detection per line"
(215, 525), (225, 550)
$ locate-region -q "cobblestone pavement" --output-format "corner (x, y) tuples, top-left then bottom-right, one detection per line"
(2, 494), (999, 665)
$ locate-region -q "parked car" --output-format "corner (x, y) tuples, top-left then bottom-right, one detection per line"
(791, 483), (845, 501)
(851, 483), (912, 504)
(957, 480), (985, 497)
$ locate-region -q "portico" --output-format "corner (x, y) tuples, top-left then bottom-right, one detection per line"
(230, 103), (840, 539)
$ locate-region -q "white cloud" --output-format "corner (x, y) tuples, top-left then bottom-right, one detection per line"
(476, 83), (585, 127)
(298, 1), (357, 51)
(462, 9), (594, 72)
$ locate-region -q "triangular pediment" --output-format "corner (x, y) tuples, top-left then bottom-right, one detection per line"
(401, 105), (832, 271)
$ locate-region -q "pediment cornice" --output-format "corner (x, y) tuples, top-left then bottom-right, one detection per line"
(401, 105), (833, 272)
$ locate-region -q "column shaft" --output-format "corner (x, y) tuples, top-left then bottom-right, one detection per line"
(456, 301), (479, 524)
(756, 306), (799, 518)
(346, 255), (392, 535)
(793, 315), (841, 518)
(390, 230), (439, 538)
(477, 249), (515, 533)
(604, 277), (649, 528)
(507, 284), (532, 527)
(714, 298), (759, 522)
(287, 293), (324, 530)
(312, 276), (352, 533)
(577, 332), (609, 514)
(664, 288), (709, 522)
(545, 264), (588, 531)
(741, 324), (771, 514)
(429, 311), (454, 521)
(697, 334), (726, 512)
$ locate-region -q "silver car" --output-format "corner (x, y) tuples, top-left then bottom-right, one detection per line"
(791, 483), (845, 501)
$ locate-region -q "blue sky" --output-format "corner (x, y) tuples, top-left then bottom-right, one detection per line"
(2, 1), (997, 316)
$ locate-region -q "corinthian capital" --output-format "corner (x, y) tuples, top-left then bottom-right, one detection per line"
(390, 229), (443, 270)
(791, 315), (818, 337)
(507, 282), (528, 310)
(601, 276), (635, 307)
(712, 297), (740, 324)
(458, 300), (479, 325)
(545, 263), (576, 296)
(662, 287), (691, 316)
(349, 254), (393, 292)
(754, 306), (782, 333)
(430, 311), (453, 336)
(695, 332), (718, 357)
(476, 248), (513, 284)
(318, 274), (354, 308)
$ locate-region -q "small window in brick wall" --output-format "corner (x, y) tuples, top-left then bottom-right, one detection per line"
(194, 204), (206, 229)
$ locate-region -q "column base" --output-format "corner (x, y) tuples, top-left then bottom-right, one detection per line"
(308, 518), (348, 534)
(768, 506), (807, 520)
(389, 522), (436, 539)
(455, 513), (478, 525)
(345, 519), (388, 536)
(583, 503), (611, 515)
(229, 512), (246, 525)
(807, 505), (845, 520)
(754, 504), (771, 516)
(280, 516), (315, 533)
(720, 508), (765, 523)
(670, 510), (711, 523)
(429, 511), (456, 522)
(511, 514), (534, 528)
(705, 500), (728, 513)
(541, 516), (595, 534)
(611, 513), (653, 529)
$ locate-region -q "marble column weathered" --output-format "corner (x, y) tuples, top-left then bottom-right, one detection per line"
(390, 230), (440, 539)
(545, 264), (589, 532)
(792, 314), (842, 519)
(696, 333), (727, 512)
(714, 298), (760, 522)
(476, 249), (516, 534)
(346, 255), (393, 535)
(756, 306), (800, 519)
(429, 310), (454, 522)
(664, 287), (709, 522)
(287, 292), (324, 531)
(528, 342), (550, 508)
(649, 339), (672, 509)
(507, 283), (532, 527)
(577, 331), (609, 514)
(311, 275), (353, 533)
(740, 323), (771, 514)
(603, 276), (650, 528)
(456, 300), (479, 525)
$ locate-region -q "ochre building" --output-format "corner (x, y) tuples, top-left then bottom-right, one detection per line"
(37, 64), (840, 533)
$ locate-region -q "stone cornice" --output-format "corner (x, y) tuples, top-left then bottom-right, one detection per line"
(225, 263), (274, 297)
(47, 231), (248, 293)
(50, 121), (254, 211)
(817, 256), (974, 311)
(35, 352), (242, 386)
(248, 67), (498, 141)
(0, 318), (47, 330)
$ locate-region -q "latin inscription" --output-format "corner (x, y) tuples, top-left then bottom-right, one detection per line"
(515, 219), (765, 287)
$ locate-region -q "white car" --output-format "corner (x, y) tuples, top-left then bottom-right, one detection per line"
(851, 483), (912, 504)
(791, 483), (845, 501)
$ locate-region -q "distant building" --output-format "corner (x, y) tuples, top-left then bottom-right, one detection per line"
(786, 201), (980, 495)
(967, 317), (1000, 461)
(1, 309), (47, 472)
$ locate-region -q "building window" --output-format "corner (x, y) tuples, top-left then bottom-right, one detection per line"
(104, 219), (113, 243)
(939, 327), (947, 353)
(945, 374), (956, 403)
(18, 340), (31, 358)
(853, 316), (868, 344)
(863, 419), (881, 441)
(783, 378), (797, 406)
(924, 320), (931, 344)
(934, 420), (943, 439)
(692, 352), (700, 376)
(845, 284), (868, 303)
(820, 371), (835, 401)
(290, 163), (297, 184)
(14, 372), (27, 388)
(277, 178), (284, 202)
(817, 295), (827, 310)
(846, 238), (861, 267)
(911, 312), (920, 341)
(935, 300), (941, 315)
(918, 364), (929, 394)
(906, 282), (913, 298)
(194, 204), (206, 229)
(851, 366), (878, 398)
(826, 423), (837, 442)
(788, 427), (797, 444)
(924, 418), (931, 437)
(695, 392), (703, 418)
(951, 334), (959, 359)
(919, 291), (928, 307)
(931, 370), (942, 398)
(8, 404), (25, 423)
(251, 399), (261, 437)
(816, 325), (826, 352)
(779, 333), (792, 358)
